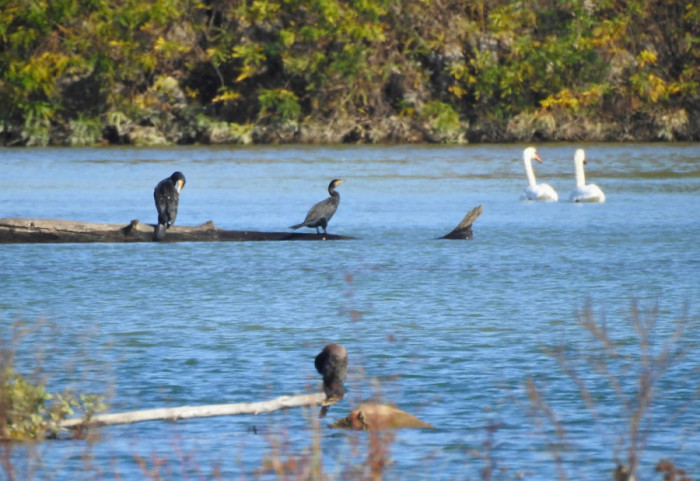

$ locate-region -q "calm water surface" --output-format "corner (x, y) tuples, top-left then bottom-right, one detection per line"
(1, 144), (699, 480)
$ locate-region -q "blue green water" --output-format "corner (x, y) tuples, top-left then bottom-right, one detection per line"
(1, 144), (699, 480)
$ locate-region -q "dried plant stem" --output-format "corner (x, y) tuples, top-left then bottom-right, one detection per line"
(529, 300), (693, 481)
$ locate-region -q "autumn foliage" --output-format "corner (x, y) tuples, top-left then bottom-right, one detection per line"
(0, 0), (698, 145)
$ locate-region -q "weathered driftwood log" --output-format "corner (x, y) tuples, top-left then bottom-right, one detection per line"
(1, 206), (480, 244)
(329, 403), (434, 430)
(0, 218), (353, 244)
(60, 392), (330, 430)
(439, 205), (482, 239)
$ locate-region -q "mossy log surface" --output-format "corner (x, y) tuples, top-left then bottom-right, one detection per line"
(0, 218), (354, 244)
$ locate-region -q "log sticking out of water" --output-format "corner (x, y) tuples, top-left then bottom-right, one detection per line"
(60, 392), (330, 430)
(439, 205), (483, 239)
(0, 218), (353, 243)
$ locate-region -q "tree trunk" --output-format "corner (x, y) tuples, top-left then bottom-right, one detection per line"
(0, 218), (353, 243)
(0, 206), (481, 243)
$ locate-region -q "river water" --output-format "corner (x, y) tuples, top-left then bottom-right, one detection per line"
(1, 143), (699, 480)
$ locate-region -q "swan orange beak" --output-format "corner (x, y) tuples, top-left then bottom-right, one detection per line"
(534, 153), (542, 163)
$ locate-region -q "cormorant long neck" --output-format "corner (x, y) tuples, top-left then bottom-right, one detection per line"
(328, 186), (340, 198)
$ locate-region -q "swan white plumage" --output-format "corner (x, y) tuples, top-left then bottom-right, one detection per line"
(568, 149), (605, 203)
(520, 146), (558, 202)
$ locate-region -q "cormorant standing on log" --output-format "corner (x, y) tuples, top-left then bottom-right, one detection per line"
(315, 343), (348, 418)
(290, 179), (345, 235)
(153, 171), (186, 241)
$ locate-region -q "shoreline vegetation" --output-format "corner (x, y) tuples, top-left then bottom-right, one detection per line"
(1, 0), (698, 147)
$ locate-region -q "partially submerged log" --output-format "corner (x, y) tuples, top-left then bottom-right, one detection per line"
(60, 398), (433, 432)
(439, 205), (482, 239)
(0, 218), (353, 244)
(329, 403), (434, 430)
(1, 205), (480, 243)
(60, 392), (330, 430)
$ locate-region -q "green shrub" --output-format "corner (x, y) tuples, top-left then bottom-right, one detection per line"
(419, 100), (463, 142)
(258, 89), (301, 122)
(0, 367), (105, 441)
(69, 115), (103, 146)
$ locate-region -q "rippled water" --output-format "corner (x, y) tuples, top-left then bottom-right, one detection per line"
(1, 144), (699, 480)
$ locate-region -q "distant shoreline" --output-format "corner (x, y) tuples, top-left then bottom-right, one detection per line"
(2, 107), (697, 147)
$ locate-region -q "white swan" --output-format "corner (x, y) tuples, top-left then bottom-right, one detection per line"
(568, 149), (605, 203)
(520, 146), (558, 201)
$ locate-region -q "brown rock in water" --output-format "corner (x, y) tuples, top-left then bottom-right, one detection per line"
(329, 403), (433, 430)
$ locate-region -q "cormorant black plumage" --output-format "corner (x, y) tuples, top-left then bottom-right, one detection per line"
(153, 171), (186, 241)
(290, 179), (345, 235)
(315, 343), (348, 418)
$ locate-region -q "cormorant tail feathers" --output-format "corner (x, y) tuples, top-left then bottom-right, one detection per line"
(154, 223), (167, 241)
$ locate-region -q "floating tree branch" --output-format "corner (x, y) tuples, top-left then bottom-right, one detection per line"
(60, 392), (330, 430)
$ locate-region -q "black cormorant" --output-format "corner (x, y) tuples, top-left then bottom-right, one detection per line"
(315, 343), (348, 418)
(153, 171), (186, 241)
(290, 179), (345, 235)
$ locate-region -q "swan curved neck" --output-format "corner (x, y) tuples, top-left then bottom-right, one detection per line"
(575, 159), (586, 187)
(523, 155), (537, 186)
